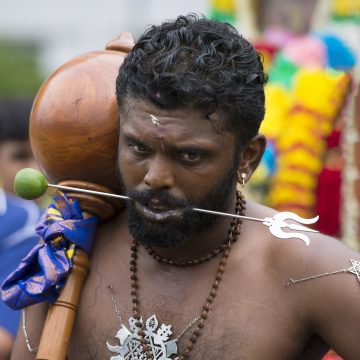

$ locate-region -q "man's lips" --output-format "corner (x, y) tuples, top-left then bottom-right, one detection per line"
(134, 201), (185, 223)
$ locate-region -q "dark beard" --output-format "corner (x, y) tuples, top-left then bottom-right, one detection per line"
(120, 165), (238, 248)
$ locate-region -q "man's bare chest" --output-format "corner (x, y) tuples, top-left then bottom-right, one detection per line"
(67, 259), (311, 360)
(68, 305), (308, 359)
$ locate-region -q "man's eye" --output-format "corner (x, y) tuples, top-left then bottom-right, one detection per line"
(179, 151), (201, 162)
(129, 143), (151, 154)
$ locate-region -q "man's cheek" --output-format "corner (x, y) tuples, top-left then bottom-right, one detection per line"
(117, 164), (138, 190)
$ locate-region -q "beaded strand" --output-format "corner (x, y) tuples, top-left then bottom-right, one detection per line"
(130, 191), (245, 359)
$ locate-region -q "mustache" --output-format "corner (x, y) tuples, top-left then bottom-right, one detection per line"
(126, 189), (192, 210)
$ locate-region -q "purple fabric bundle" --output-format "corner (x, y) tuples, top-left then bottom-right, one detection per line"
(1, 192), (99, 310)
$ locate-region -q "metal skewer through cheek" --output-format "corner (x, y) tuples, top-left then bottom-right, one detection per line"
(48, 183), (319, 246)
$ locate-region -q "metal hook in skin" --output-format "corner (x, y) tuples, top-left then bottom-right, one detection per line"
(287, 259), (360, 286)
(47, 183), (319, 245)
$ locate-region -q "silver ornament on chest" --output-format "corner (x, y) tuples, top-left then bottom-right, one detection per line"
(107, 315), (178, 360)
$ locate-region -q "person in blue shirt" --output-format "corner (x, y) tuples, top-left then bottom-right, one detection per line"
(0, 98), (40, 360)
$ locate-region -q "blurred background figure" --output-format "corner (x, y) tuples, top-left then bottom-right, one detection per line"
(0, 98), (41, 360)
(0, 99), (38, 192)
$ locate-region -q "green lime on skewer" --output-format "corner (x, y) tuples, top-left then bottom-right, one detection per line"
(14, 168), (48, 200)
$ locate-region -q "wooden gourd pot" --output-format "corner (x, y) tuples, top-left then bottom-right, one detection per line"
(29, 33), (134, 360)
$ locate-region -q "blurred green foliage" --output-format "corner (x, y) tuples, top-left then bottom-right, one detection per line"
(0, 39), (43, 97)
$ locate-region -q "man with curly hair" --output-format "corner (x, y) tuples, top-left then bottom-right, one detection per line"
(11, 15), (360, 360)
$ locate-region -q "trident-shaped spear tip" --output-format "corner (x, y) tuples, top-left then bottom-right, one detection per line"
(263, 212), (319, 246)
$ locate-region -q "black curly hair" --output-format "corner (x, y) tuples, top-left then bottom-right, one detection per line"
(116, 14), (267, 146)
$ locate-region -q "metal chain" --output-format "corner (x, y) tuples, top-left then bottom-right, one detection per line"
(176, 316), (202, 341)
(287, 267), (351, 286)
(22, 308), (37, 353)
(108, 284), (124, 324)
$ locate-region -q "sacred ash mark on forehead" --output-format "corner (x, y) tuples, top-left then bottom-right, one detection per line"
(149, 114), (165, 150)
(150, 114), (160, 127)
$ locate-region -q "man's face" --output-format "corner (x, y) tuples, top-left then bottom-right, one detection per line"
(0, 140), (37, 194)
(117, 99), (240, 248)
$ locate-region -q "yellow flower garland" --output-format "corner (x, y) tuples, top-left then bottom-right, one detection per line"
(262, 69), (350, 218)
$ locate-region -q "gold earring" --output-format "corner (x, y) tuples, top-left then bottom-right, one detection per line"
(240, 172), (246, 188)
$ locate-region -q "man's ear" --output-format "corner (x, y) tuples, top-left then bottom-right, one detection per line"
(237, 134), (266, 185)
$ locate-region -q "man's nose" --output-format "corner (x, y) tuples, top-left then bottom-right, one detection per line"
(144, 155), (174, 190)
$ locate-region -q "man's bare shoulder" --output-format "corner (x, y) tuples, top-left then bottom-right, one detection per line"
(240, 200), (359, 275)
(234, 200), (360, 359)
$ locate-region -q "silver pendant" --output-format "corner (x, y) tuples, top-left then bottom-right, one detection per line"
(107, 315), (178, 359)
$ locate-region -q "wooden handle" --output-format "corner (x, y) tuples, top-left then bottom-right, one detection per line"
(36, 249), (89, 360)
(35, 182), (122, 360)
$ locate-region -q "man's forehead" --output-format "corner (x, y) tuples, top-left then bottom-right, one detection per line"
(120, 98), (229, 137)
(120, 97), (199, 120)
(121, 115), (206, 143)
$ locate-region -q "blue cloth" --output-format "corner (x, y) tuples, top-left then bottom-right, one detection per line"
(1, 191), (99, 311)
(0, 189), (40, 336)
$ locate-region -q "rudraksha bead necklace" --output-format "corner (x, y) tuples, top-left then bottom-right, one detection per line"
(130, 191), (245, 359)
